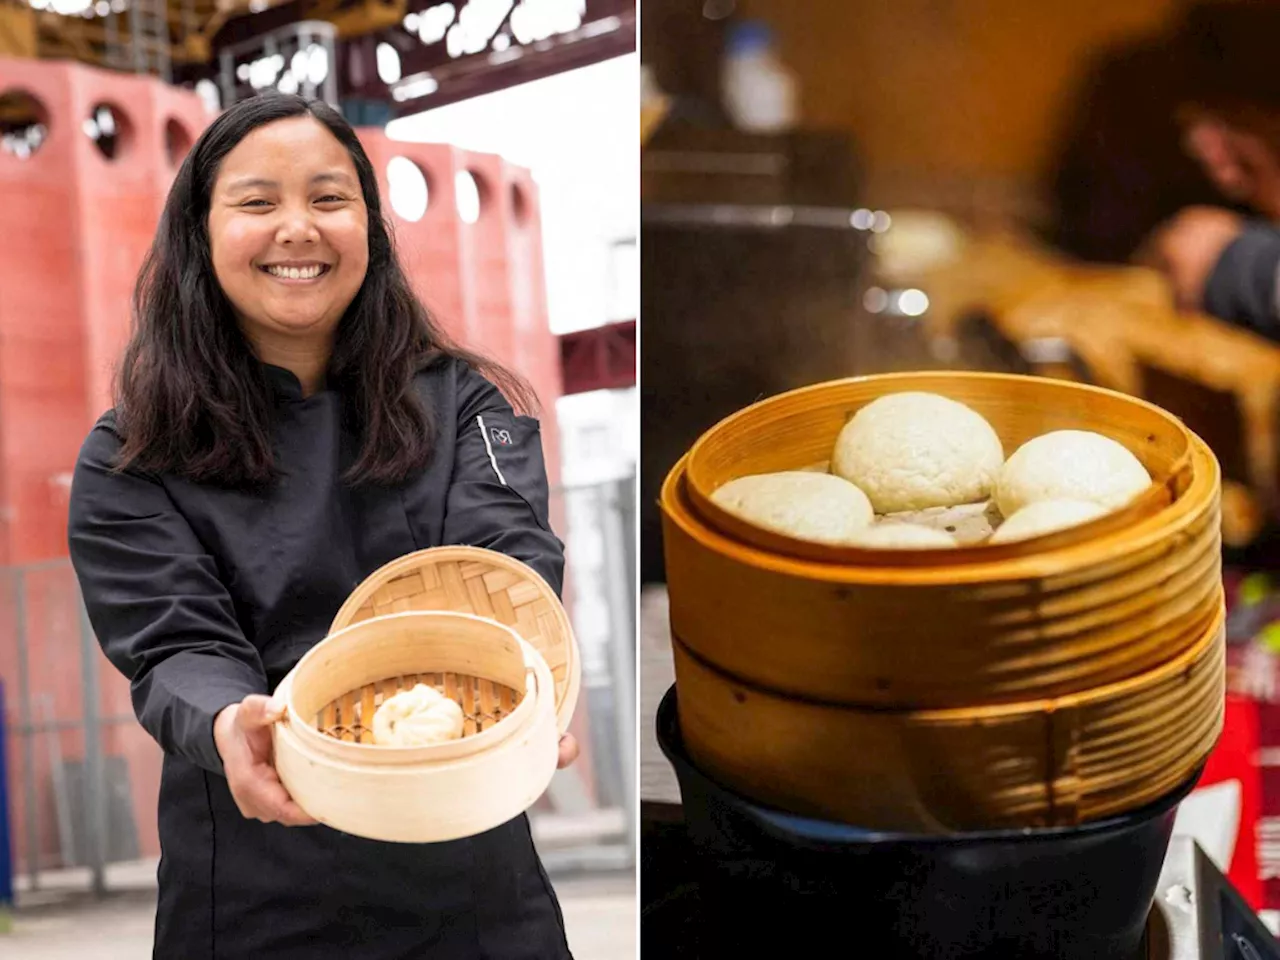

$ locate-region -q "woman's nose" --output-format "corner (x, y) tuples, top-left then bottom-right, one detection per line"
(275, 205), (320, 245)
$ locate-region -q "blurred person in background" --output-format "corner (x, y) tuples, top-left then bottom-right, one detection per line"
(1048, 2), (1229, 265)
(66, 94), (578, 959)
(1133, 2), (1280, 334)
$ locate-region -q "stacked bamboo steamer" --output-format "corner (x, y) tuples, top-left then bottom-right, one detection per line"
(661, 371), (1225, 832)
(272, 546), (581, 843)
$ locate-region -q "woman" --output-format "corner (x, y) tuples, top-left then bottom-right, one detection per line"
(67, 94), (579, 958)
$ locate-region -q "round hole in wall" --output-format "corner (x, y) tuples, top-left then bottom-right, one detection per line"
(455, 170), (483, 225)
(387, 156), (429, 222)
(0, 89), (50, 160)
(84, 102), (133, 161)
(164, 118), (194, 168)
(510, 181), (531, 227)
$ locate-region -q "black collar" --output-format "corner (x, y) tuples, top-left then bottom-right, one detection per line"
(261, 363), (336, 401)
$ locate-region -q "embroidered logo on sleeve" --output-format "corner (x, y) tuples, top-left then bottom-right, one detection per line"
(476, 415), (509, 486)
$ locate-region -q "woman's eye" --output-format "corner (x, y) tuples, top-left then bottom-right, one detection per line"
(315, 195), (346, 203)
(240, 199), (271, 208)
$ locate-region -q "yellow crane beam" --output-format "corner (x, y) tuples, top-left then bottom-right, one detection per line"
(0, 2), (37, 59)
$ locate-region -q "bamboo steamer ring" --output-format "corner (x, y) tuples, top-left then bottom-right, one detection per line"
(272, 611), (561, 843)
(328, 546), (580, 734)
(671, 602), (1226, 832)
(685, 371), (1195, 566)
(281, 610), (536, 764)
(660, 378), (1222, 707)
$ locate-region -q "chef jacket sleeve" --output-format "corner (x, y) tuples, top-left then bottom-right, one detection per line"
(1203, 221), (1280, 339)
(67, 418), (269, 775)
(444, 364), (566, 596)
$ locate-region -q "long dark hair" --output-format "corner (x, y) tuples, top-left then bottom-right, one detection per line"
(1178, 2), (1280, 133)
(114, 94), (534, 489)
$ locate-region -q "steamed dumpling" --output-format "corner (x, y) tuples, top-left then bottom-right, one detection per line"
(372, 684), (465, 746)
(847, 523), (957, 549)
(832, 392), (1003, 513)
(989, 499), (1108, 544)
(996, 430), (1151, 518)
(711, 471), (874, 544)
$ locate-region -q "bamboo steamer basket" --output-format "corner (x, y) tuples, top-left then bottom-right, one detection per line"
(273, 611), (559, 843)
(329, 545), (580, 732)
(271, 546), (580, 843)
(672, 603), (1225, 832)
(662, 371), (1222, 708)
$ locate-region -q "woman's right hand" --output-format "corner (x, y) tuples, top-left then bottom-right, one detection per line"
(1134, 205), (1243, 311)
(214, 695), (317, 827)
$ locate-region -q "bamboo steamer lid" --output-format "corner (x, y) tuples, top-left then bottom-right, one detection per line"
(273, 610), (560, 843)
(661, 372), (1222, 708)
(672, 603), (1226, 832)
(330, 546), (581, 733)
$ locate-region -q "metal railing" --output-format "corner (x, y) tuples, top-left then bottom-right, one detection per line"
(0, 471), (637, 900)
(542, 472), (637, 873)
(0, 560), (128, 897)
(0, 678), (12, 926)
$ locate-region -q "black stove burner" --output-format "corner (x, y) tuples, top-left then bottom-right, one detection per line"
(642, 808), (1162, 959)
(643, 805), (1280, 959)
(640, 880), (707, 958)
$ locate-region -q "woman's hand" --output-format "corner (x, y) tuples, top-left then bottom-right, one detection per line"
(557, 733), (580, 769)
(1135, 206), (1244, 311)
(214, 695), (317, 827)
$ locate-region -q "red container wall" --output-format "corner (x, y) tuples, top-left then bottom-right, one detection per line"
(356, 134), (566, 488)
(72, 70), (205, 421)
(0, 60), (86, 570)
(0, 59), (203, 873)
(362, 140), (473, 343)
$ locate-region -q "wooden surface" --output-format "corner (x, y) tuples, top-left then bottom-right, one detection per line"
(741, 0), (1183, 207)
(331, 545), (581, 734)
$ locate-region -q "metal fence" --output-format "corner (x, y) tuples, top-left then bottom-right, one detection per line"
(0, 472), (636, 900)
(542, 472), (637, 873)
(1, 560), (126, 898)
(0, 678), (12, 921)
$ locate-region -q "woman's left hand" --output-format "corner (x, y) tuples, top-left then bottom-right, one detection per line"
(557, 733), (580, 769)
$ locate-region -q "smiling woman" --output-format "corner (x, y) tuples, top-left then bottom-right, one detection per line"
(64, 95), (579, 959)
(111, 96), (536, 489)
(209, 124), (370, 390)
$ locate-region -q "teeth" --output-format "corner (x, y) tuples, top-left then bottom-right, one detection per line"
(265, 264), (324, 279)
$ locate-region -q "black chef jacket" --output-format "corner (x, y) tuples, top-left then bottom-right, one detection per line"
(67, 356), (574, 960)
